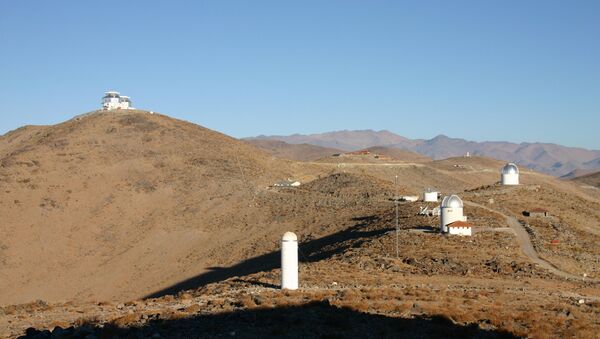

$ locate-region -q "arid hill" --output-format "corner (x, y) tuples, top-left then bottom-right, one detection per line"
(571, 170), (600, 188)
(244, 139), (342, 162)
(2, 111), (600, 338)
(361, 146), (432, 163)
(560, 168), (598, 180)
(0, 110), (304, 304)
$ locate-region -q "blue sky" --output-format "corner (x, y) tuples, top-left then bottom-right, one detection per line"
(1, 1), (599, 149)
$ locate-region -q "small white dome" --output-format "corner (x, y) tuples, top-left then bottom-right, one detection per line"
(441, 195), (463, 208)
(282, 232), (297, 241)
(502, 163), (519, 175)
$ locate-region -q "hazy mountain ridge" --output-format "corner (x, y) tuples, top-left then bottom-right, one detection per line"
(247, 130), (419, 152)
(247, 130), (600, 176)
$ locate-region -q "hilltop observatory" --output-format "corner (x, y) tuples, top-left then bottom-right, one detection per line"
(501, 163), (519, 185)
(440, 195), (467, 233)
(102, 91), (133, 110)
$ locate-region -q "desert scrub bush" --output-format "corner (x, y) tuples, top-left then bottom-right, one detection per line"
(368, 300), (402, 313)
(183, 304), (201, 314)
(233, 295), (256, 308)
(110, 313), (141, 328)
(74, 315), (101, 327)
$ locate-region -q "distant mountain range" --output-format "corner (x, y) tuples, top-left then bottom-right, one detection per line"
(245, 130), (600, 177)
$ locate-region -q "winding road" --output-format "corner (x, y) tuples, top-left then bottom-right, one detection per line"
(465, 201), (597, 282)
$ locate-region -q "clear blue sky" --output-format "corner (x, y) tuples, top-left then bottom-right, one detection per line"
(1, 1), (599, 149)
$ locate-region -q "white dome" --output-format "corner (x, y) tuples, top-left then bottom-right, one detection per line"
(502, 163), (519, 175)
(282, 232), (297, 241)
(441, 195), (463, 208)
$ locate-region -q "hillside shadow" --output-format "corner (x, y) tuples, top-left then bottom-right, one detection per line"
(21, 301), (519, 339)
(410, 225), (440, 233)
(145, 215), (392, 299)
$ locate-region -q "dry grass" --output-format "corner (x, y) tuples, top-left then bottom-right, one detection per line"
(109, 313), (140, 328)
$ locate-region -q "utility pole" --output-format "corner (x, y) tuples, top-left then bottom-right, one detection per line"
(395, 175), (399, 259)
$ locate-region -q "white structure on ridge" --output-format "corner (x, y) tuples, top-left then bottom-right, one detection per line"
(501, 163), (519, 186)
(281, 232), (298, 290)
(102, 91), (133, 110)
(422, 188), (438, 202)
(440, 195), (467, 233)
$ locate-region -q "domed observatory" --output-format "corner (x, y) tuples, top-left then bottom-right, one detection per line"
(440, 195), (467, 233)
(501, 163), (519, 186)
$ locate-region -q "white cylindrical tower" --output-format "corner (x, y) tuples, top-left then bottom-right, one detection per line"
(423, 188), (438, 202)
(501, 163), (519, 185)
(440, 195), (465, 233)
(281, 232), (298, 290)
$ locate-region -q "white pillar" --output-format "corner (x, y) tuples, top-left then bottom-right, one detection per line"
(281, 232), (298, 290)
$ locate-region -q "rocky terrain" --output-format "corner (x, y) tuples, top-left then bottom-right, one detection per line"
(1, 110), (599, 338)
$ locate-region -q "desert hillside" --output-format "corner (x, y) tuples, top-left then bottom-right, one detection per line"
(571, 170), (600, 188)
(0, 110), (302, 304)
(244, 139), (342, 162)
(361, 146), (432, 163)
(1, 111), (600, 338)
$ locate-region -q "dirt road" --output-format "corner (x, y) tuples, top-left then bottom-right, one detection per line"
(464, 201), (595, 282)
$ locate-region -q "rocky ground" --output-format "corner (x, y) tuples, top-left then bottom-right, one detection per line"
(3, 200), (599, 338)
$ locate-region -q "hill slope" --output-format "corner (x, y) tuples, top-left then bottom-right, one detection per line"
(362, 146), (432, 163)
(0, 110), (300, 304)
(571, 170), (600, 188)
(244, 139), (342, 161)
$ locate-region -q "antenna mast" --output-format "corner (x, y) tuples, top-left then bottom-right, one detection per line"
(395, 175), (399, 258)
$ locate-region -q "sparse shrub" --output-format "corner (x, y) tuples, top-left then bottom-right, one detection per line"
(110, 313), (139, 328)
(74, 315), (100, 327)
(183, 304), (201, 314)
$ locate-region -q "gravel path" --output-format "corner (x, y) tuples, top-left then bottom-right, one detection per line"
(465, 201), (597, 282)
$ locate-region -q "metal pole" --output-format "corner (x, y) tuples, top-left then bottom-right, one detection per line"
(395, 175), (399, 259)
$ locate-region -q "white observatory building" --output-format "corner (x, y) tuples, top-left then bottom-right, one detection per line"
(423, 188), (438, 202)
(501, 163), (519, 186)
(440, 195), (467, 233)
(102, 91), (133, 110)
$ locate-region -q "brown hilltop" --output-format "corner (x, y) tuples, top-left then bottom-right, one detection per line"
(0, 110), (300, 304)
